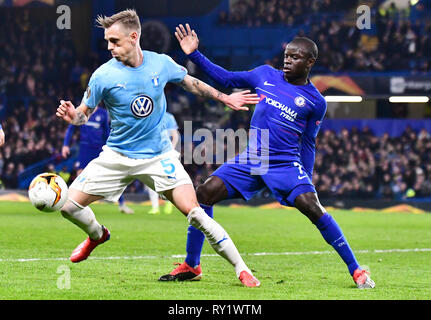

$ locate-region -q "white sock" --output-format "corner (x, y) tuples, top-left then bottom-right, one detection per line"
(148, 188), (159, 210)
(61, 199), (103, 240)
(187, 207), (251, 277)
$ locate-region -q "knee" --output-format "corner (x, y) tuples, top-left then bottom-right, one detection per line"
(60, 199), (83, 217)
(294, 192), (326, 224)
(187, 207), (206, 229)
(196, 183), (213, 206)
(196, 176), (227, 206)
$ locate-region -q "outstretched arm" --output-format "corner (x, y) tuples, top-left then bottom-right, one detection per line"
(175, 24), (257, 88)
(56, 100), (94, 126)
(177, 74), (260, 111)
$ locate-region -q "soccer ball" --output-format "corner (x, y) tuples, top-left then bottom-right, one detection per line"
(28, 173), (68, 212)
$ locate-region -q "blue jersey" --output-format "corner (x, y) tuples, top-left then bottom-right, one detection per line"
(63, 107), (110, 149)
(188, 50), (326, 179)
(188, 50), (326, 206)
(82, 50), (187, 159)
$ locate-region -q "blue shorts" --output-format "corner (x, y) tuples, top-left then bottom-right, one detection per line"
(211, 153), (316, 207)
(76, 146), (103, 169)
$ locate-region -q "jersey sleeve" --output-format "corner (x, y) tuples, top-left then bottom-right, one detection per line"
(188, 50), (262, 88)
(82, 72), (105, 109)
(300, 98), (327, 179)
(163, 55), (188, 83)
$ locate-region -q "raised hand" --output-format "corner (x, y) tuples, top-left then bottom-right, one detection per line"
(224, 90), (261, 111)
(56, 100), (76, 123)
(175, 23), (199, 55)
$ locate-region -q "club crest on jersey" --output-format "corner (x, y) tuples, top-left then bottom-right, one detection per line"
(294, 96), (306, 107)
(131, 94), (154, 118)
(151, 72), (160, 87)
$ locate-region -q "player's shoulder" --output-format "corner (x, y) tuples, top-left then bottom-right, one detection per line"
(247, 64), (275, 74)
(144, 50), (173, 63)
(307, 81), (326, 106)
(91, 59), (120, 79)
(143, 50), (161, 59)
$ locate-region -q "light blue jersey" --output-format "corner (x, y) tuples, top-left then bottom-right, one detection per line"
(163, 112), (179, 132)
(82, 50), (187, 159)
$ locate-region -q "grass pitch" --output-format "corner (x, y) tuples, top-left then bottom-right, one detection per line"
(0, 200), (430, 300)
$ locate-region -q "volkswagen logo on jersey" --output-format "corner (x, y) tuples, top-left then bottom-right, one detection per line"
(294, 96), (306, 107)
(131, 95), (154, 118)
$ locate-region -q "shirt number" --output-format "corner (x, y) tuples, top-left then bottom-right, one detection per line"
(161, 159), (175, 174)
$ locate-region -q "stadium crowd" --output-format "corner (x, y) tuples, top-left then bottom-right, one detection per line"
(0, 10), (94, 189)
(217, 0), (354, 26)
(215, 0), (431, 74)
(313, 126), (431, 200)
(262, 1), (431, 73)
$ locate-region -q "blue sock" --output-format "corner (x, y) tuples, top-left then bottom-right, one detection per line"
(118, 195), (124, 206)
(314, 213), (360, 276)
(185, 204), (213, 268)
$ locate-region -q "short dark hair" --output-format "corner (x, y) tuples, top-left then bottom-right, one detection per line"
(290, 37), (318, 60)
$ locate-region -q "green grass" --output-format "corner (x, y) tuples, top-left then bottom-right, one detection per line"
(0, 201), (430, 300)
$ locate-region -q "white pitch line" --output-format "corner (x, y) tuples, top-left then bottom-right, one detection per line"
(0, 248), (430, 263)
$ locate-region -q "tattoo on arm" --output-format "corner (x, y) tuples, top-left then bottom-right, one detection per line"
(71, 110), (88, 126)
(180, 76), (225, 102)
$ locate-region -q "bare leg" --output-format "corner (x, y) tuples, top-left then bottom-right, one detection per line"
(162, 184), (253, 278)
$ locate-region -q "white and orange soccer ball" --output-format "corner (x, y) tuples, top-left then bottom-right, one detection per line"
(28, 173), (68, 212)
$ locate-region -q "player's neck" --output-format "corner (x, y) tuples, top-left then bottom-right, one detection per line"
(125, 47), (144, 68)
(284, 74), (309, 86)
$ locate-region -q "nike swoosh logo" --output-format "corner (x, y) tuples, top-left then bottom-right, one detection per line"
(264, 81), (275, 86)
(298, 175), (308, 180)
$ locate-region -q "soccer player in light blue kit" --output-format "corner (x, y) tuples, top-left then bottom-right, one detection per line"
(160, 24), (375, 289)
(55, 10), (261, 287)
(62, 106), (134, 214)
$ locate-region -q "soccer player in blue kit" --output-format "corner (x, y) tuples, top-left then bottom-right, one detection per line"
(62, 106), (134, 214)
(159, 24), (375, 289)
(55, 10), (261, 287)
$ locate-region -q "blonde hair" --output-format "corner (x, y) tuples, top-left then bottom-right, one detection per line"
(96, 9), (141, 34)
